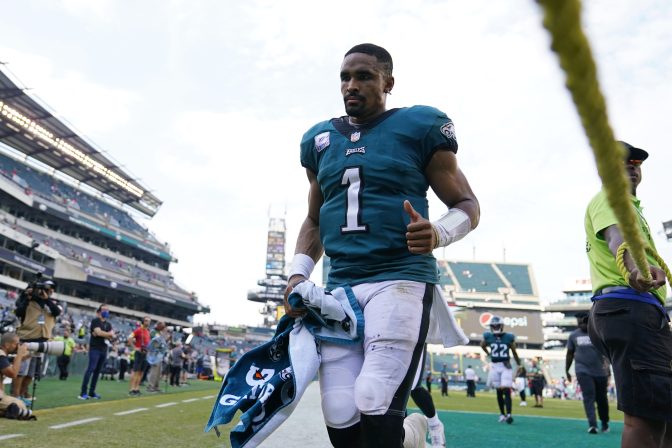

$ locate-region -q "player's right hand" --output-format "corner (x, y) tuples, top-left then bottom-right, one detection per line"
(284, 276), (308, 318)
(628, 266), (666, 293)
(403, 200), (434, 254)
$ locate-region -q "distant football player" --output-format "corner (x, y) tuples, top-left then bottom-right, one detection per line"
(410, 346), (446, 447)
(481, 316), (520, 424)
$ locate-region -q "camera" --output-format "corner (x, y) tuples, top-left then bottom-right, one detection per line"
(24, 340), (65, 356)
(30, 279), (56, 301)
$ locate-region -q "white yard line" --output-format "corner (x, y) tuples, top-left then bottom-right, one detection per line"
(201, 395), (215, 399)
(155, 402), (177, 408)
(114, 408), (149, 416)
(49, 417), (102, 429)
(0, 434), (24, 441)
(181, 398), (199, 403)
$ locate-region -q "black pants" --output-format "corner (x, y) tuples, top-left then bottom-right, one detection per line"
(441, 378), (448, 396)
(56, 355), (71, 380)
(577, 374), (609, 427)
(119, 359), (128, 381)
(466, 380), (476, 397)
(170, 365), (181, 386)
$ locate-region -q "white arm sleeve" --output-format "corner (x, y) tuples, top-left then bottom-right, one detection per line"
(432, 208), (472, 248)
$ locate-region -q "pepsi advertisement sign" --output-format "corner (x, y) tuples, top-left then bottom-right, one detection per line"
(458, 309), (544, 345)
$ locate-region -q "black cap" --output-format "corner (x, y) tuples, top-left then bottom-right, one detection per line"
(575, 312), (589, 321)
(618, 141), (649, 161)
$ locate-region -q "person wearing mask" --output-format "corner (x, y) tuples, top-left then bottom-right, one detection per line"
(78, 305), (114, 400)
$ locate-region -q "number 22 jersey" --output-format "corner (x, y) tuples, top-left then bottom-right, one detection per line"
(300, 105), (458, 289)
(483, 332), (515, 363)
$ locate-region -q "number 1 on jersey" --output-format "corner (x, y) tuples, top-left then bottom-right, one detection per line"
(340, 167), (368, 233)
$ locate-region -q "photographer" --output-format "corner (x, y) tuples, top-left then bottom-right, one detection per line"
(79, 305), (114, 400)
(0, 332), (35, 420)
(12, 280), (61, 402)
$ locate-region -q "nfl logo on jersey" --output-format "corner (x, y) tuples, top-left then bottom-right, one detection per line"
(350, 131), (360, 142)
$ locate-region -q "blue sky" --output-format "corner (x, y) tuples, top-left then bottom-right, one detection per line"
(2, 0), (671, 325)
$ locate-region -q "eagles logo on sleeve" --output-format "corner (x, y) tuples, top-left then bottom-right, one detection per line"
(440, 121), (456, 140)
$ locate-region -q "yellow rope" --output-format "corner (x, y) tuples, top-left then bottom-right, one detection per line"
(536, 0), (657, 284)
(616, 243), (672, 300)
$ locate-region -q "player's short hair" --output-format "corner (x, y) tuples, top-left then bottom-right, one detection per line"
(344, 43), (393, 77)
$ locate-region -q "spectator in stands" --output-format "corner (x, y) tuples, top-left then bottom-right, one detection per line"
(0, 332), (35, 420)
(13, 280), (61, 403)
(53, 327), (77, 380)
(79, 305), (114, 400)
(127, 316), (151, 396)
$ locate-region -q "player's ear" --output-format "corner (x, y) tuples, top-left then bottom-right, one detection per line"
(384, 76), (394, 94)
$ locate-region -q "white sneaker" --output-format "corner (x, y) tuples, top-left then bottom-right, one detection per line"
(498, 414), (507, 423)
(520, 401), (527, 407)
(428, 419), (446, 447)
(403, 413), (427, 448)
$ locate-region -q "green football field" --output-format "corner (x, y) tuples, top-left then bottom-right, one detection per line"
(0, 377), (622, 447)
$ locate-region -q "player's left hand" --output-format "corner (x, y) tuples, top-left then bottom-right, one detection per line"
(404, 200), (435, 254)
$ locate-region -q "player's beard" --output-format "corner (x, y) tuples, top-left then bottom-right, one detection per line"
(344, 96), (366, 118)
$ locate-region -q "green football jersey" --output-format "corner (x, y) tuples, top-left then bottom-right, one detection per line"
(483, 332), (515, 363)
(300, 105), (458, 289)
(585, 190), (666, 303)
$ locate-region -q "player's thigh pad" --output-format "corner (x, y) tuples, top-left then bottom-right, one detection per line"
(319, 341), (364, 428)
(353, 281), (426, 415)
(488, 363), (504, 388)
(500, 367), (514, 388)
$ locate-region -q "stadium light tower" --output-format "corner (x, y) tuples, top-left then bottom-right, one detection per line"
(664, 220), (672, 241)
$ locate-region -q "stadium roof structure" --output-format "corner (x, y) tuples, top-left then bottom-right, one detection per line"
(0, 65), (161, 217)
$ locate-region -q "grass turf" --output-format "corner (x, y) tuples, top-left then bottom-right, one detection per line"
(1, 379), (624, 447)
(0, 375), (231, 448)
(3, 374), (220, 410)
(426, 390), (622, 421)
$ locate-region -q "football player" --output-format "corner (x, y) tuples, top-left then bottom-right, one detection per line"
(481, 316), (520, 424)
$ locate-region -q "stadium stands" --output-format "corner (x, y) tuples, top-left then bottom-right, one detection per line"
(0, 152), (159, 241)
(496, 263), (534, 295)
(0, 65), (207, 330)
(449, 261), (506, 293)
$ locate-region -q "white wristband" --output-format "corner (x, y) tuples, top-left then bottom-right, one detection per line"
(432, 208), (471, 248)
(288, 253), (315, 280)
